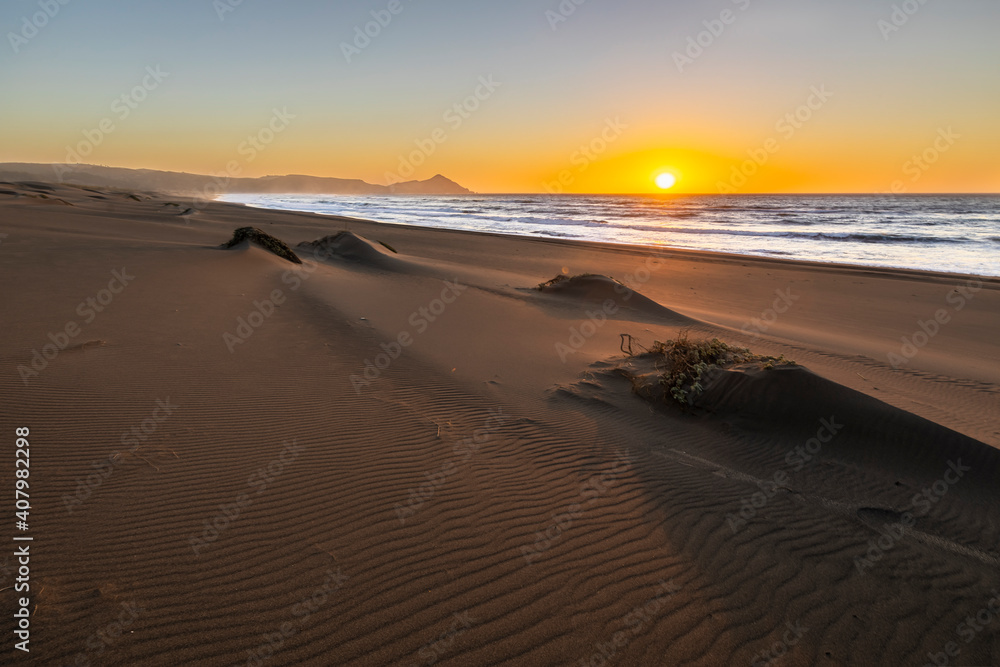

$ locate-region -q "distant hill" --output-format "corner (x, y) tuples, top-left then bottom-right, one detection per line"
(388, 174), (471, 195)
(0, 163), (473, 196)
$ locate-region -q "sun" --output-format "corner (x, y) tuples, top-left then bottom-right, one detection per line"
(655, 172), (677, 190)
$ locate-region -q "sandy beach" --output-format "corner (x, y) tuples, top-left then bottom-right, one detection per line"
(2, 180), (999, 666)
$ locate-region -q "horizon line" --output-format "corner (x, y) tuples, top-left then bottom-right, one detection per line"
(1, 161), (997, 197)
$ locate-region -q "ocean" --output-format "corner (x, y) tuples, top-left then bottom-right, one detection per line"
(218, 194), (1000, 277)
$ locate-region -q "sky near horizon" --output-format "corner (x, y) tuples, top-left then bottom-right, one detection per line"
(1, 0), (998, 194)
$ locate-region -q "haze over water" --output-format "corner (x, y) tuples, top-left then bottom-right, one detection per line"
(222, 194), (1000, 276)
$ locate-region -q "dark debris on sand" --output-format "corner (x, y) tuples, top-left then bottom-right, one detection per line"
(536, 273), (603, 291)
(221, 227), (302, 264)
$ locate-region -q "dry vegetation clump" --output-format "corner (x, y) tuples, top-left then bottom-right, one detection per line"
(623, 332), (795, 405)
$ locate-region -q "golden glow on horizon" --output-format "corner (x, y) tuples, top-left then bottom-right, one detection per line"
(4, 116), (997, 195)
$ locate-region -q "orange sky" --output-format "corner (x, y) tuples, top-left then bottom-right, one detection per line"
(1, 1), (998, 194)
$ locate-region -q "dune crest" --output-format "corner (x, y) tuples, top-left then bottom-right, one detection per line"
(535, 273), (696, 324)
(298, 231), (401, 267)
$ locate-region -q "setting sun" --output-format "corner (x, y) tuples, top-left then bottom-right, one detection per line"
(655, 172), (678, 190)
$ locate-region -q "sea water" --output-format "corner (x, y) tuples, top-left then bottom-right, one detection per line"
(219, 193), (1000, 277)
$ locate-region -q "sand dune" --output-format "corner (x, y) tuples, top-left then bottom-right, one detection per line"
(298, 231), (403, 268)
(1, 182), (998, 665)
(534, 273), (698, 327)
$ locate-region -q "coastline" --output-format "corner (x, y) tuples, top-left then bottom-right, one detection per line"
(223, 197), (1000, 283)
(221, 192), (1000, 279)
